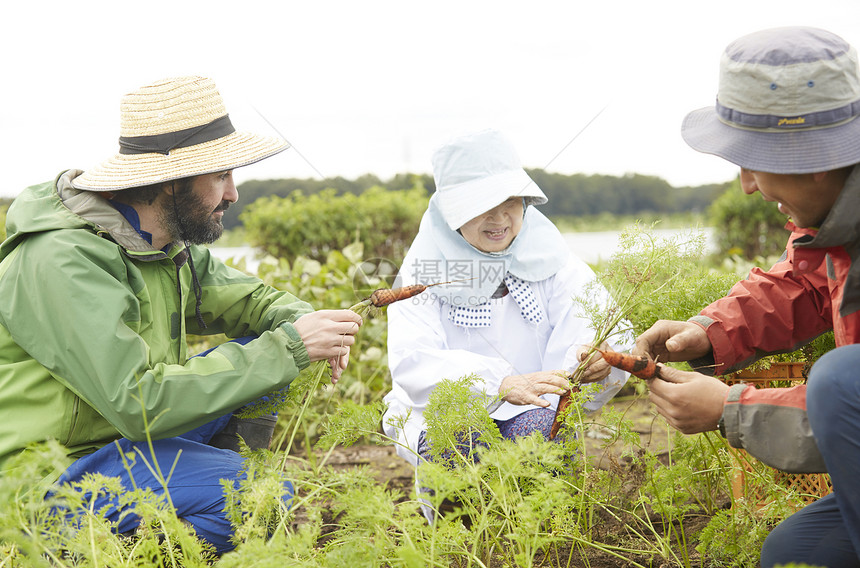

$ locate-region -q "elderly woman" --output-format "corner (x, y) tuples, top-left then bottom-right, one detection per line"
(382, 129), (630, 471)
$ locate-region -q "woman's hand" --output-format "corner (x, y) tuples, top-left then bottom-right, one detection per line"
(576, 343), (612, 383)
(499, 371), (571, 406)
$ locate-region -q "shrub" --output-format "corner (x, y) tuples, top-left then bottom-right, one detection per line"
(241, 185), (428, 266)
(211, 242), (392, 447)
(708, 178), (789, 260)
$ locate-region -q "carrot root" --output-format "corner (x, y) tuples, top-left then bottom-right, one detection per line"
(598, 349), (662, 380)
(370, 285), (428, 307)
(369, 277), (478, 307)
(550, 385), (580, 440)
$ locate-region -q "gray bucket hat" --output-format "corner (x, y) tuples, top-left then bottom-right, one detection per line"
(682, 26), (860, 174)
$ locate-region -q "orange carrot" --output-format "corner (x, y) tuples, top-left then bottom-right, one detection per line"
(552, 350), (662, 438)
(369, 278), (476, 307)
(598, 349), (663, 380)
(549, 384), (579, 440)
(370, 285), (428, 307)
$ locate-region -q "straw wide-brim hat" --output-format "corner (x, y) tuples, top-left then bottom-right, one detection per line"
(432, 129), (547, 231)
(682, 26), (860, 174)
(72, 76), (289, 191)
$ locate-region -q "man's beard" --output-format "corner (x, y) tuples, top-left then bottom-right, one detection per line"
(160, 187), (229, 245)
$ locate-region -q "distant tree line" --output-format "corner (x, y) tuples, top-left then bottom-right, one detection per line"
(0, 171), (729, 234)
(1, 174), (785, 265)
(526, 170), (728, 217)
(226, 170), (730, 231)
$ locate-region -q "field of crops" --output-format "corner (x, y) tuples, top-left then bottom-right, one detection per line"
(0, 227), (827, 568)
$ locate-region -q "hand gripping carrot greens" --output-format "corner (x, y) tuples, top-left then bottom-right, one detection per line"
(242, 280), (469, 422)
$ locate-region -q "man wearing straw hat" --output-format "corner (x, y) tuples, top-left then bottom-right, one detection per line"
(0, 76), (362, 554)
(635, 27), (860, 566)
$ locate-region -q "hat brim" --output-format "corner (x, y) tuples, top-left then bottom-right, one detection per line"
(71, 131), (289, 191)
(682, 107), (860, 174)
(439, 169), (547, 230)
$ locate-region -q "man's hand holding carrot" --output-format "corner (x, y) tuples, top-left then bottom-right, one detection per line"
(634, 319), (729, 434)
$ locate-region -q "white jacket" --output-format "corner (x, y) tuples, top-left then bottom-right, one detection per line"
(382, 254), (630, 466)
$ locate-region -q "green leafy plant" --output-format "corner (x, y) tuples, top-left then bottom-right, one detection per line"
(241, 185), (428, 266)
(696, 506), (773, 568)
(593, 224), (739, 338)
(708, 177), (788, 261)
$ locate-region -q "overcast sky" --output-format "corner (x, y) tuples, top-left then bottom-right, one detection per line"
(3, 1), (860, 199)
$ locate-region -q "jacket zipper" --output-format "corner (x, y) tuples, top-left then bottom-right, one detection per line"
(64, 396), (81, 445)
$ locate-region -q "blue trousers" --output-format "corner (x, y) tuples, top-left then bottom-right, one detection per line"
(760, 344), (860, 567)
(53, 336), (291, 555)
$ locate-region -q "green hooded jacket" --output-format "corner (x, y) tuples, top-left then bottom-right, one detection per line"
(0, 170), (313, 471)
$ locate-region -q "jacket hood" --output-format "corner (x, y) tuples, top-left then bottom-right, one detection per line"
(1, 170), (171, 264)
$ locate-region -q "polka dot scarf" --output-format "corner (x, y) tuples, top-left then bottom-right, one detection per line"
(448, 273), (545, 328)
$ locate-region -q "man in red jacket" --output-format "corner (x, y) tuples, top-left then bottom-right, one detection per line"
(635, 27), (860, 567)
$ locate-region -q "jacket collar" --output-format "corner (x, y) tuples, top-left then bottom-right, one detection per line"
(793, 164), (860, 315)
(57, 170), (186, 264)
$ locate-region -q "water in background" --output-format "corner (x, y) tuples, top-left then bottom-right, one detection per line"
(210, 227), (715, 273)
(563, 227), (714, 265)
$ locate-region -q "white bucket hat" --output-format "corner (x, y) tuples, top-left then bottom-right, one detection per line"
(72, 76), (289, 191)
(431, 129), (547, 230)
(682, 27), (860, 174)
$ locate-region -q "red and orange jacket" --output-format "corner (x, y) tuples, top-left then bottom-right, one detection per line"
(689, 166), (860, 473)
